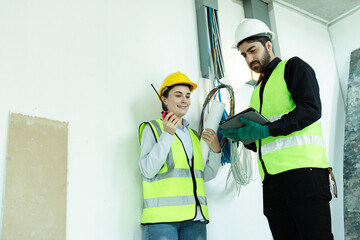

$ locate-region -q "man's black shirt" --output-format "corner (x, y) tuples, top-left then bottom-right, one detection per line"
(246, 56), (322, 151)
(259, 57), (322, 136)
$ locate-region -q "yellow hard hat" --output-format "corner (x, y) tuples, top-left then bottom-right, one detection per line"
(159, 71), (198, 97)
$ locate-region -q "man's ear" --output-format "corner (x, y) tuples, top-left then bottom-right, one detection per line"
(266, 41), (273, 52)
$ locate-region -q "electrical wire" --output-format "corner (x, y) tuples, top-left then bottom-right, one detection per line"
(227, 142), (258, 188)
(201, 8), (234, 160)
(208, 7), (225, 84)
(198, 84), (234, 149)
(199, 6), (258, 189)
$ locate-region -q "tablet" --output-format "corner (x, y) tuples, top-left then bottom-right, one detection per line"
(219, 107), (269, 145)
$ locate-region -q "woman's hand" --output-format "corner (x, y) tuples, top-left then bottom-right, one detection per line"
(162, 112), (179, 135)
(201, 128), (221, 153)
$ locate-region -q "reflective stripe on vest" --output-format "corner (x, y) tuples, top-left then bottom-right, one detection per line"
(142, 168), (204, 183)
(138, 120), (209, 224)
(261, 134), (325, 156)
(143, 196), (207, 209)
(250, 60), (329, 181)
(263, 113), (325, 154)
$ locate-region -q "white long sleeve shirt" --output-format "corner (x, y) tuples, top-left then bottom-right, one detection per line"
(139, 119), (221, 221)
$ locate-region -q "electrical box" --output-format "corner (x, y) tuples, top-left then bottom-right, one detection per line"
(243, 0), (271, 29)
(195, 0), (218, 79)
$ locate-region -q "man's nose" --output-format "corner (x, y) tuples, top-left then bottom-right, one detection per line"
(246, 54), (254, 63)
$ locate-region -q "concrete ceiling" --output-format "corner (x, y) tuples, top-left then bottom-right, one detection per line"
(265, 0), (360, 24)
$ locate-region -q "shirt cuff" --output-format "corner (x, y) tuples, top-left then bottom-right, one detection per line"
(209, 150), (222, 164)
(209, 150), (222, 157)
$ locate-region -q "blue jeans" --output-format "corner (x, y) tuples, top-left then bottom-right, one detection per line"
(144, 220), (206, 240)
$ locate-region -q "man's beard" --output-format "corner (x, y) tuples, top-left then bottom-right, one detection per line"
(249, 49), (271, 74)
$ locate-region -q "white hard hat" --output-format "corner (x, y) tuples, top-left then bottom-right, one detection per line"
(231, 18), (275, 49)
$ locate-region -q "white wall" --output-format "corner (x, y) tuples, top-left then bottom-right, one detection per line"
(328, 8), (360, 104)
(0, 0), (348, 239)
(0, 0), (272, 239)
(327, 8), (360, 240)
(270, 2), (345, 239)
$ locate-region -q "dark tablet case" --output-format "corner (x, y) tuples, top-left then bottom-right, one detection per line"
(219, 107), (269, 145)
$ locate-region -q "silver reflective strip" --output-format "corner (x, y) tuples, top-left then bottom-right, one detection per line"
(267, 114), (284, 122)
(198, 196), (207, 205)
(261, 135), (325, 155)
(149, 120), (162, 136)
(143, 168), (204, 183)
(194, 169), (204, 179)
(191, 129), (200, 139)
(166, 149), (175, 170)
(144, 195), (207, 208)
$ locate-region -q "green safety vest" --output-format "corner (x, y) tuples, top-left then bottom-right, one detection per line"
(138, 120), (209, 224)
(250, 60), (329, 181)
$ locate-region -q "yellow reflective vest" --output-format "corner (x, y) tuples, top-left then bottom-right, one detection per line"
(250, 60), (329, 181)
(138, 120), (209, 224)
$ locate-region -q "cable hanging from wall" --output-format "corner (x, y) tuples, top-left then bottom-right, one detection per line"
(196, 1), (257, 189)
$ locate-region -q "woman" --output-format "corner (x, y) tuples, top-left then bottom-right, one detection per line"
(139, 71), (222, 240)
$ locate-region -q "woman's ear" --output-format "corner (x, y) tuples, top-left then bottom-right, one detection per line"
(161, 96), (167, 105)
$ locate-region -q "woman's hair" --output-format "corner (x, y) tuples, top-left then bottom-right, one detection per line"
(161, 83), (191, 111)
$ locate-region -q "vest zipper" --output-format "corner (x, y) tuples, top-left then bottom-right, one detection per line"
(190, 156), (201, 206)
(259, 80), (270, 182)
(175, 133), (202, 216)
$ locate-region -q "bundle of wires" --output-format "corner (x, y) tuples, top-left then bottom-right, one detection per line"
(208, 7), (225, 81)
(198, 86), (258, 186)
(228, 142), (258, 188)
(199, 7), (235, 165)
(198, 6), (258, 186)
(198, 84), (234, 165)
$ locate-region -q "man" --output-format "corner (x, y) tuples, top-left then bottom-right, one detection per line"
(221, 18), (334, 239)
